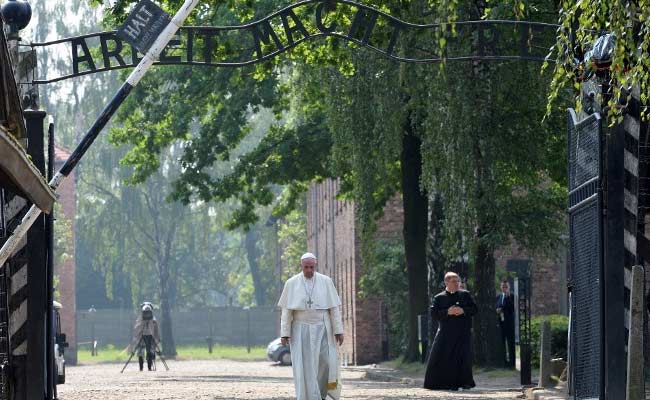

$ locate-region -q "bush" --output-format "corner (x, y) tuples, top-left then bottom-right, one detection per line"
(530, 314), (568, 365)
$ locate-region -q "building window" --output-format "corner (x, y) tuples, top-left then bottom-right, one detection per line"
(506, 259), (532, 278)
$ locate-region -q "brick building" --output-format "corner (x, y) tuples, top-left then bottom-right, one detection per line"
(494, 241), (568, 316)
(306, 179), (567, 365)
(54, 146), (77, 364)
(306, 179), (402, 365)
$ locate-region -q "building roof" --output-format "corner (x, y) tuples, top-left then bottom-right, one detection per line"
(0, 126), (56, 213)
(0, 22), (55, 213)
(54, 145), (71, 162)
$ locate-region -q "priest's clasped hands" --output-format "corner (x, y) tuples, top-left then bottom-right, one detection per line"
(335, 334), (344, 345)
(447, 305), (465, 316)
(281, 334), (344, 347)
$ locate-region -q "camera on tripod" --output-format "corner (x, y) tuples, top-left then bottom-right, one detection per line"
(120, 301), (168, 373)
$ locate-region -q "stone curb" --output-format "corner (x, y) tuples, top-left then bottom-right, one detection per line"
(524, 386), (567, 400)
(359, 367), (525, 394)
(363, 369), (422, 386)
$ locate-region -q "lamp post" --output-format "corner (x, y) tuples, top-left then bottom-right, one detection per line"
(206, 308), (214, 354)
(0, 0), (32, 41)
(88, 305), (97, 356)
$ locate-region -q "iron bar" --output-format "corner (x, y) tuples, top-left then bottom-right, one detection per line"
(0, 0), (201, 268)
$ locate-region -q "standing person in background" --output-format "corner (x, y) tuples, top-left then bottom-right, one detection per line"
(424, 271), (477, 391)
(278, 252), (344, 400)
(496, 280), (516, 368)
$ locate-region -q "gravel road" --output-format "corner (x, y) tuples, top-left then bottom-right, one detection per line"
(56, 359), (523, 400)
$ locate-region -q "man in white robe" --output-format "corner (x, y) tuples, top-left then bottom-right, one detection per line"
(278, 252), (344, 400)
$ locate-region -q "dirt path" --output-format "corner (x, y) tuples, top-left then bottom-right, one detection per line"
(56, 359), (522, 399)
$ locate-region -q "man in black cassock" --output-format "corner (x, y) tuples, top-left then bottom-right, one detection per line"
(424, 271), (478, 391)
(496, 280), (516, 368)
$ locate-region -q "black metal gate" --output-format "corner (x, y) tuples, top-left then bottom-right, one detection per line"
(567, 109), (604, 399)
(514, 276), (531, 385)
(0, 191), (10, 400)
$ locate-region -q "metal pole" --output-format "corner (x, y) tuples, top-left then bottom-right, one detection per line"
(24, 109), (48, 400)
(603, 96), (627, 398)
(46, 117), (55, 400)
(245, 307), (251, 353)
(0, 0), (201, 267)
(89, 306), (96, 357)
(207, 308), (213, 354)
(518, 277), (531, 385)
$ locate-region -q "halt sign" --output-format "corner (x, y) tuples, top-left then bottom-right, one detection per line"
(116, 0), (171, 54)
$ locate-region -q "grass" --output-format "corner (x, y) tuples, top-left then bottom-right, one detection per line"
(77, 344), (268, 364)
(474, 367), (519, 379)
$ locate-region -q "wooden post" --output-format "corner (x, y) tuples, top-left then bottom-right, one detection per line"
(539, 319), (552, 388)
(25, 109), (47, 400)
(626, 265), (644, 400)
(603, 110), (627, 399)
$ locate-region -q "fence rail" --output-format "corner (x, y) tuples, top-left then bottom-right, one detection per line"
(76, 306), (280, 348)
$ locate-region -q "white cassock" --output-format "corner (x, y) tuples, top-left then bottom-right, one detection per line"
(278, 272), (343, 400)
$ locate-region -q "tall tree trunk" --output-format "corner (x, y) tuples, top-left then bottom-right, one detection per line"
(159, 265), (177, 357)
(468, 75), (500, 366)
(472, 234), (499, 366)
(427, 192), (446, 345)
(463, 0), (500, 362)
(245, 228), (266, 306)
(401, 121), (429, 362)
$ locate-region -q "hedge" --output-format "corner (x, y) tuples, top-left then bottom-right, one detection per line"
(530, 314), (568, 365)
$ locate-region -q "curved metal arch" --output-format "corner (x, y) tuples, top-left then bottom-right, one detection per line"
(26, 0), (562, 84)
(29, 0), (561, 45)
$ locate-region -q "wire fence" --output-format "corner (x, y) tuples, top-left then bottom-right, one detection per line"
(76, 306), (280, 349)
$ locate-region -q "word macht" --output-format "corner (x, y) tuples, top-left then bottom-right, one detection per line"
(32, 0), (557, 84)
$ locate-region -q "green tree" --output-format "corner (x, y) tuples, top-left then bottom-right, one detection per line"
(90, 0), (570, 365)
(36, 0), (289, 357)
(278, 203), (308, 281)
(546, 0), (650, 121)
(417, 0), (568, 365)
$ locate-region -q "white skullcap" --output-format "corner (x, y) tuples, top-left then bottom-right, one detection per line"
(300, 252), (317, 262)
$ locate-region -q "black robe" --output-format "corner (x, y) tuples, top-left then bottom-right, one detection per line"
(423, 289), (478, 390)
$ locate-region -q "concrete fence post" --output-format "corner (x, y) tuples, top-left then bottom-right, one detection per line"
(539, 319), (552, 388)
(626, 265), (644, 400)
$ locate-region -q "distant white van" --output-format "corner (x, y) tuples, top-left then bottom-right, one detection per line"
(53, 301), (67, 384)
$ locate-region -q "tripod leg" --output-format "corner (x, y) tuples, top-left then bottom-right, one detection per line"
(122, 336), (146, 373)
(120, 351), (136, 374)
(154, 343), (170, 371)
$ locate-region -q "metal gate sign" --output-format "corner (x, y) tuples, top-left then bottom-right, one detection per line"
(26, 0), (559, 84)
(116, 0), (172, 53)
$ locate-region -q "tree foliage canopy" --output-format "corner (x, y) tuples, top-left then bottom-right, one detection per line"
(546, 0), (650, 120)
(87, 0), (574, 362)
